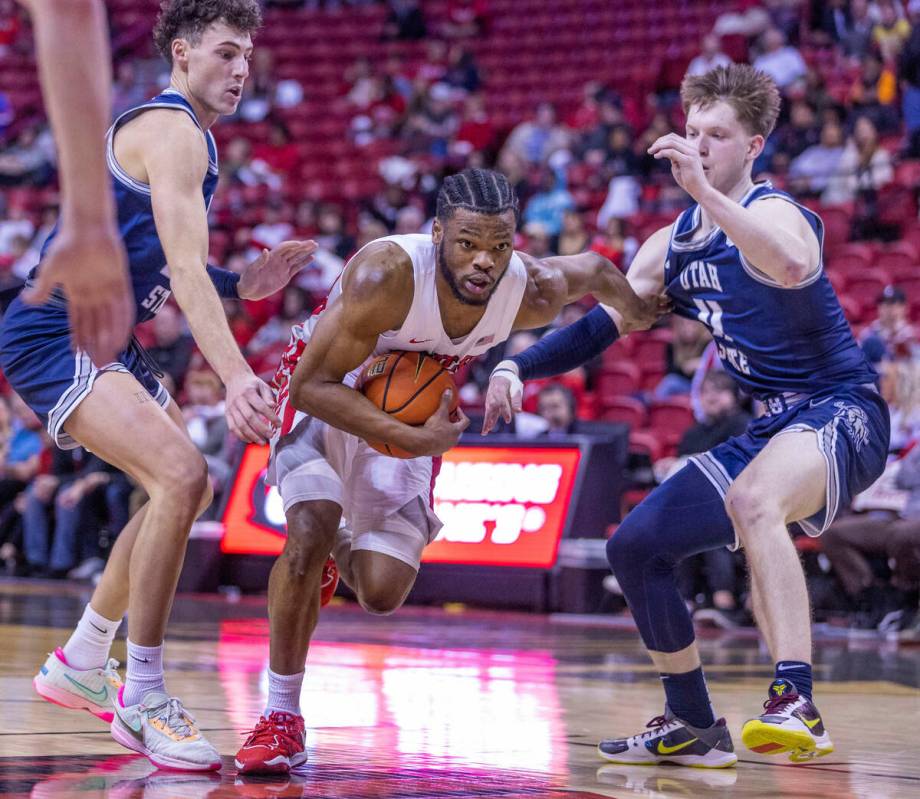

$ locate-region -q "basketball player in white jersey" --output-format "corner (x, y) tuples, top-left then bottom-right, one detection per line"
(235, 168), (666, 774)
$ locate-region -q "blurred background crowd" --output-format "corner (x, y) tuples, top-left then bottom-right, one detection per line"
(0, 0), (918, 639)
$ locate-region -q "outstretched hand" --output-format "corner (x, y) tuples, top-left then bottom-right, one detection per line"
(238, 240), (318, 301)
(481, 369), (523, 435)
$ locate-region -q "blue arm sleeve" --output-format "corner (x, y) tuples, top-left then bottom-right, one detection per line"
(510, 305), (620, 380)
(206, 265), (241, 299)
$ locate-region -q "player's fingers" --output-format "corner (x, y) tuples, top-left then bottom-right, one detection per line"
(240, 400), (274, 441)
(501, 397), (512, 424)
(481, 400), (498, 434)
(436, 389), (453, 417)
(228, 404), (262, 443)
(253, 381), (282, 426)
(511, 390), (523, 413)
(82, 303), (116, 366)
(453, 407), (470, 432)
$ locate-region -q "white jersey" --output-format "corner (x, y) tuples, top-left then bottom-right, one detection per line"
(272, 233), (528, 439)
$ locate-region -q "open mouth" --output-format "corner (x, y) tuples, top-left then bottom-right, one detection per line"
(464, 276), (491, 295)
(227, 86), (242, 99)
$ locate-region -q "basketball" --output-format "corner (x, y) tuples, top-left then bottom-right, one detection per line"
(359, 351), (459, 458)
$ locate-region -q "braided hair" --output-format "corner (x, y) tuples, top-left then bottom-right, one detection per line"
(435, 168), (519, 223)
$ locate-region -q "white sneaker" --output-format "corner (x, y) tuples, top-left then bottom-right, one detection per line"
(33, 647), (121, 722)
(110, 688), (221, 772)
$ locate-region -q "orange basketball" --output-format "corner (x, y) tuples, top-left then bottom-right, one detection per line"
(359, 351), (459, 458)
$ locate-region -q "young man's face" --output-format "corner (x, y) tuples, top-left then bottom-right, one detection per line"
(181, 21), (253, 116)
(432, 207), (516, 307)
(686, 101), (763, 195)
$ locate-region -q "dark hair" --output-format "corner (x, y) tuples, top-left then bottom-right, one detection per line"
(436, 168), (520, 222)
(680, 64), (781, 138)
(538, 382), (576, 414)
(153, 0), (262, 65)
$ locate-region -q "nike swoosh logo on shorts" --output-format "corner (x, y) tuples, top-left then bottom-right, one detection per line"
(810, 397), (832, 407)
(63, 674), (108, 702)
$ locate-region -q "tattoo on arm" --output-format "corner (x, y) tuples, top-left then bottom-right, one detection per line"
(134, 392), (154, 405)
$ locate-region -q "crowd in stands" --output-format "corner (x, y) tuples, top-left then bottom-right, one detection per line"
(0, 0), (919, 638)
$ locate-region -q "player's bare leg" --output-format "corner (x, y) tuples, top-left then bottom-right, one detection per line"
(57, 371), (219, 770)
(725, 431), (833, 760)
(350, 550), (418, 615)
(235, 499), (340, 776)
(268, 499), (341, 675)
(725, 431), (825, 664)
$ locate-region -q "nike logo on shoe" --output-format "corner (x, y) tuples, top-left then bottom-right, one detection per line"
(802, 715), (822, 730)
(656, 737), (698, 755)
(63, 674), (108, 702)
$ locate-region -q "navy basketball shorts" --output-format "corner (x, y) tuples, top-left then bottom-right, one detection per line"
(0, 295), (169, 450)
(689, 384), (890, 549)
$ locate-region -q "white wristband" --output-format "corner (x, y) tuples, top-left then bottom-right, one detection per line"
(490, 360), (523, 395)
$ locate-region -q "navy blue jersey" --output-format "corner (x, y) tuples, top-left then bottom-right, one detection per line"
(664, 182), (876, 399)
(33, 89), (219, 324)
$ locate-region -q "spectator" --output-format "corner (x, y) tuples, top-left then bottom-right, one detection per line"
(535, 383), (595, 437)
(823, 443), (920, 632)
(0, 125), (56, 186)
(557, 210), (591, 256)
(596, 175), (641, 230)
(21, 448), (130, 580)
(654, 316), (711, 399)
(252, 203), (294, 250)
(442, 0), (489, 39)
(500, 102), (572, 167)
(901, 0), (920, 155)
(314, 204), (356, 261)
(247, 285), (311, 355)
(0, 90), (13, 139)
(111, 62), (149, 116)
(252, 119), (301, 176)
(522, 167), (575, 238)
(443, 45), (480, 94)
(522, 222), (554, 258)
(590, 216), (637, 269)
(382, 0), (427, 41)
(452, 93), (495, 157)
(860, 285), (917, 366)
(147, 303), (195, 391)
(685, 33), (733, 78)
(237, 49), (275, 123)
(182, 368), (235, 517)
(788, 120), (846, 199)
(823, 115), (893, 205)
(771, 101), (820, 167)
(402, 83), (460, 158)
(0, 0), (21, 56)
(849, 54), (901, 133)
(878, 359), (920, 451)
(752, 27), (807, 89)
(0, 203), (33, 260)
(394, 205), (425, 234)
(221, 137), (281, 190)
(873, 0), (912, 63)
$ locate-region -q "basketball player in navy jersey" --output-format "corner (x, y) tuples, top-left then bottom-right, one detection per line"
(233, 168), (666, 775)
(485, 64), (890, 767)
(15, 0), (133, 365)
(0, 1), (315, 771)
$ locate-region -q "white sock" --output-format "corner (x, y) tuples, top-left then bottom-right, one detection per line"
(61, 604), (121, 671)
(265, 668), (304, 717)
(123, 639), (166, 707)
(332, 525), (355, 589)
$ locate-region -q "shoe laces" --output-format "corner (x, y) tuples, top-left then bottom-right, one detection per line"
(144, 697), (197, 740)
(638, 715), (678, 740)
(243, 712), (303, 748)
(762, 691), (800, 715)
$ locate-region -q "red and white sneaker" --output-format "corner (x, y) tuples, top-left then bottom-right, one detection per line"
(320, 556), (338, 607)
(235, 711), (307, 775)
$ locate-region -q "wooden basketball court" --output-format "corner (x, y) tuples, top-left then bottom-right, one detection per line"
(1, 579), (918, 798)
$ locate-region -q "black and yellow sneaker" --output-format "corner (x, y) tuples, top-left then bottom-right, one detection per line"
(741, 678), (834, 763)
(597, 707), (737, 768)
